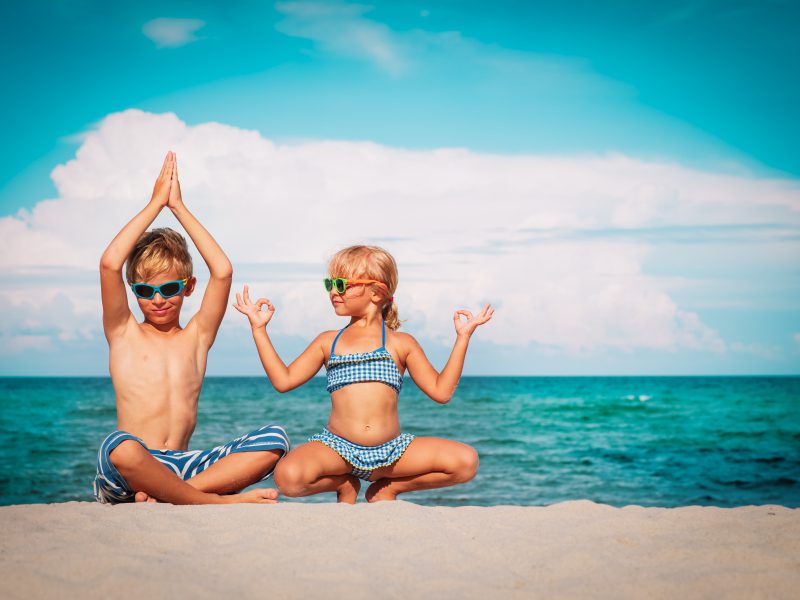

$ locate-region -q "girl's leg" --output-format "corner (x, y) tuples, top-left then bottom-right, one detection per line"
(364, 437), (478, 503)
(274, 442), (361, 504)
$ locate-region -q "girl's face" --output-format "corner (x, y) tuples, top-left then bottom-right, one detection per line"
(328, 279), (381, 317)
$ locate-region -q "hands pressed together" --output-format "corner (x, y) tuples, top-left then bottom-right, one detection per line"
(149, 151), (184, 210)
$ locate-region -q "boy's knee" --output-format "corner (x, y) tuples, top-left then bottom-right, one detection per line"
(109, 439), (148, 472)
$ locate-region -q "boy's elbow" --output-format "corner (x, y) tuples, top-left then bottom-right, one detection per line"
(99, 254), (122, 273)
(216, 262), (233, 280)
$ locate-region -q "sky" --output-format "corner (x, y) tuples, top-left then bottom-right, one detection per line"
(0, 0), (798, 375)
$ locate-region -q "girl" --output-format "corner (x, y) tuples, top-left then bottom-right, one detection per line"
(233, 245), (493, 503)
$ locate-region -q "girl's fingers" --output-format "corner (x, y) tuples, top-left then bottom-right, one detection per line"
(243, 285), (251, 304)
(256, 298), (270, 311)
(235, 292), (243, 306)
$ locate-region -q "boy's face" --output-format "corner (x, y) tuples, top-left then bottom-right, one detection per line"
(134, 267), (196, 325)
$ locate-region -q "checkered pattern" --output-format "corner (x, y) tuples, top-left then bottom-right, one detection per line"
(326, 321), (403, 393)
(309, 428), (415, 480)
(93, 424), (290, 504)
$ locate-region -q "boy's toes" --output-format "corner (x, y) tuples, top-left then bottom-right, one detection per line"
(134, 491), (150, 503)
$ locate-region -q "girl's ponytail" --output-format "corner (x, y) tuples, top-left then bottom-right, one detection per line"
(382, 299), (401, 330)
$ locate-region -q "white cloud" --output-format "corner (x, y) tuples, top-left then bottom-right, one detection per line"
(142, 18), (205, 48)
(276, 2), (406, 74)
(2, 109), (800, 359)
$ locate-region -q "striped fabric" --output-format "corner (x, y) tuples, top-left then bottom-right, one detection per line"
(93, 424), (290, 504)
(326, 321), (403, 394)
(309, 427), (415, 480)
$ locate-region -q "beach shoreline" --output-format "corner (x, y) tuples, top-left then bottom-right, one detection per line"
(1, 500), (797, 599)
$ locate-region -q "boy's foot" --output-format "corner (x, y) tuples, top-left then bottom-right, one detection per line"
(223, 488), (279, 504)
(134, 491), (158, 503)
(336, 475), (361, 504)
(365, 479), (397, 503)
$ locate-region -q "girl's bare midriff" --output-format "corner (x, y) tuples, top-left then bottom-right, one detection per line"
(327, 382), (401, 446)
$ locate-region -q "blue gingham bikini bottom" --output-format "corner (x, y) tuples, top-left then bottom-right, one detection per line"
(309, 428), (415, 480)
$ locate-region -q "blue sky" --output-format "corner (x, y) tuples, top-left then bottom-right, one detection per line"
(0, 1), (798, 375)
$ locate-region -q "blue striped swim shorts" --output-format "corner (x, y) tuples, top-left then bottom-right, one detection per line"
(93, 424), (291, 504)
(309, 427), (415, 480)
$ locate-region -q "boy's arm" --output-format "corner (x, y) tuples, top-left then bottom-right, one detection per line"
(403, 305), (494, 403)
(233, 286), (326, 392)
(168, 155), (232, 348)
(99, 152), (173, 339)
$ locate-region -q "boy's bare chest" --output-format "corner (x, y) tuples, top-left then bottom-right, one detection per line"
(110, 327), (205, 386)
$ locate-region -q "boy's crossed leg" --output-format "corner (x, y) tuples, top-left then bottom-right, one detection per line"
(94, 425), (290, 505)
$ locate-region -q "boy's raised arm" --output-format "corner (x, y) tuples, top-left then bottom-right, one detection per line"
(99, 152), (172, 339)
(168, 154), (233, 348)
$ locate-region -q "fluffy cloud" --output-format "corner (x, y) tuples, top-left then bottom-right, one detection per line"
(2, 109), (799, 361)
(142, 18), (205, 49)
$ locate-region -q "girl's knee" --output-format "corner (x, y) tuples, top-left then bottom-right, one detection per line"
(273, 458), (309, 497)
(452, 444), (479, 483)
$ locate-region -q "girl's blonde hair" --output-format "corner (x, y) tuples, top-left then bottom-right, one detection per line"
(125, 228), (193, 284)
(328, 245), (401, 330)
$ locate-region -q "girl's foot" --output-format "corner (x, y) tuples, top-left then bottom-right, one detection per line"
(365, 479), (397, 503)
(337, 475), (361, 504)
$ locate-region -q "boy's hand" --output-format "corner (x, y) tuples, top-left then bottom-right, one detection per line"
(233, 285), (275, 329)
(453, 304), (494, 339)
(168, 153), (185, 210)
(149, 151), (174, 208)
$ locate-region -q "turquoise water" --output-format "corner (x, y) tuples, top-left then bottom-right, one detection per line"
(0, 376), (798, 507)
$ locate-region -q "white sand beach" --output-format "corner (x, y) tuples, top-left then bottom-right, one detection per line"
(1, 500), (798, 599)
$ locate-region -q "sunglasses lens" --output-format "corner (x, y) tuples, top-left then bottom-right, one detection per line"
(335, 279), (346, 294)
(132, 284), (155, 298)
(160, 282), (181, 297)
(324, 278), (333, 292)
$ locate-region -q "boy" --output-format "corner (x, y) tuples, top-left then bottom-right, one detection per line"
(94, 151), (288, 504)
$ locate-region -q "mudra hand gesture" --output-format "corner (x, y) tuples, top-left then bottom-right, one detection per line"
(233, 285), (275, 329)
(454, 304), (494, 338)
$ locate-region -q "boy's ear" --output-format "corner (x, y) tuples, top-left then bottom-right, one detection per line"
(184, 277), (197, 297)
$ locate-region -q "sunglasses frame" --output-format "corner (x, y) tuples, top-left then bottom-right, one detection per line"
(323, 278), (387, 294)
(130, 278), (189, 300)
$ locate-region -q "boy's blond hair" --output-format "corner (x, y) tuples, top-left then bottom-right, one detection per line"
(328, 245), (401, 330)
(125, 228), (193, 284)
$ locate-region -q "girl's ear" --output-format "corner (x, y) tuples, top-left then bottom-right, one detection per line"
(183, 276), (197, 297)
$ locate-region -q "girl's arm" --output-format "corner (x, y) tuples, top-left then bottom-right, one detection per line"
(99, 152), (172, 339)
(403, 304), (494, 403)
(233, 285), (326, 392)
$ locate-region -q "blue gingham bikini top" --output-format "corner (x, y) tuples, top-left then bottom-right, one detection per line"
(326, 321), (403, 394)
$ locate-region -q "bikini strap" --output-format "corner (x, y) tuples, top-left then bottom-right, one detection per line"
(330, 325), (349, 355)
(381, 320), (386, 347)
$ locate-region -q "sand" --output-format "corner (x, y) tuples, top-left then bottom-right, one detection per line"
(1, 500), (797, 599)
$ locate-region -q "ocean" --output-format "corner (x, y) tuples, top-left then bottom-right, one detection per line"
(1, 376), (798, 507)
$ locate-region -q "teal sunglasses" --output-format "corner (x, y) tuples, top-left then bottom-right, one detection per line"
(130, 279), (188, 300)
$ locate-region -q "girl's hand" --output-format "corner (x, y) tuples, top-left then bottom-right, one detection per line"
(233, 285), (275, 329)
(454, 304), (494, 338)
(149, 151), (173, 208)
(168, 152), (185, 210)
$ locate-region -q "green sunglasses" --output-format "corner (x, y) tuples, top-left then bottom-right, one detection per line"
(130, 279), (188, 300)
(323, 278), (388, 294)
